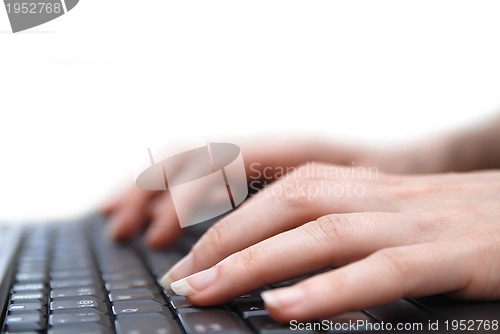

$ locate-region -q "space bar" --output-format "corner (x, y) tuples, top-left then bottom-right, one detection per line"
(115, 313), (182, 334)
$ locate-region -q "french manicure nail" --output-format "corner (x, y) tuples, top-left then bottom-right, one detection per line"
(159, 253), (193, 289)
(170, 266), (218, 295)
(261, 287), (305, 308)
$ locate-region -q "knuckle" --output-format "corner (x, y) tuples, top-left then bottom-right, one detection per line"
(275, 176), (313, 210)
(411, 218), (440, 241)
(302, 215), (354, 247)
(274, 162), (333, 209)
(232, 247), (261, 273)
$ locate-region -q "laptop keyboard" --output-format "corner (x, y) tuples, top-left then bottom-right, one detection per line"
(2, 218), (370, 333)
(2, 215), (494, 333)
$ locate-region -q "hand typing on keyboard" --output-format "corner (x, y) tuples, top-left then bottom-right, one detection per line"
(102, 119), (500, 322)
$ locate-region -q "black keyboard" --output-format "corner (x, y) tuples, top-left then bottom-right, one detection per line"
(1, 215), (499, 333)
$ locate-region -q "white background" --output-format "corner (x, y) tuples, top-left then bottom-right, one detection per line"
(1, 0), (499, 221)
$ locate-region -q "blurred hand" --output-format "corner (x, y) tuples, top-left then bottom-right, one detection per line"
(102, 117), (500, 243)
(101, 138), (387, 248)
(161, 165), (500, 321)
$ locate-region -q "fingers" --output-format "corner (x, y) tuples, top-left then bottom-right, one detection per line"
(239, 138), (362, 175)
(159, 191), (291, 285)
(100, 187), (135, 216)
(262, 241), (471, 322)
(166, 212), (425, 304)
(143, 193), (183, 249)
(160, 165), (395, 285)
(105, 187), (159, 241)
(100, 197), (120, 216)
(159, 164), (460, 279)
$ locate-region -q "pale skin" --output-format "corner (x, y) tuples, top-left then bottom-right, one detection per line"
(102, 117), (500, 322)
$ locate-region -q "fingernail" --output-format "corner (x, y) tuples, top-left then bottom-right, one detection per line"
(159, 253), (193, 288)
(170, 266), (218, 295)
(261, 287), (305, 308)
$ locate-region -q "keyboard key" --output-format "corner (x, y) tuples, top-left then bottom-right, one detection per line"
(99, 260), (141, 268)
(115, 313), (182, 334)
(8, 302), (46, 314)
(270, 276), (309, 288)
(11, 291), (47, 303)
(51, 287), (105, 300)
(105, 279), (151, 290)
(323, 312), (376, 333)
(163, 287), (181, 298)
(16, 272), (47, 282)
(16, 267), (47, 276)
(231, 289), (266, 303)
(51, 269), (95, 279)
(18, 256), (48, 263)
(169, 300), (215, 314)
(109, 288), (158, 302)
(99, 262), (143, 274)
(103, 271), (148, 281)
(51, 278), (96, 289)
(234, 301), (268, 318)
(12, 282), (45, 292)
(170, 299), (194, 309)
(247, 315), (314, 334)
(5, 312), (46, 332)
(51, 263), (93, 271)
(365, 299), (434, 324)
(49, 311), (111, 327)
(112, 300), (169, 316)
(178, 310), (252, 334)
(50, 297), (108, 313)
(147, 256), (183, 276)
(149, 262), (180, 275)
(411, 296), (500, 321)
(49, 323), (113, 334)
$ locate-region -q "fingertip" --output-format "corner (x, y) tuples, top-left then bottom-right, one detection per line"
(261, 288), (307, 322)
(100, 207), (111, 216)
(100, 193), (124, 216)
(144, 229), (162, 249)
(100, 202), (117, 216)
(104, 214), (122, 241)
(170, 277), (197, 296)
(104, 223), (118, 242)
(159, 272), (175, 289)
(158, 253), (194, 286)
(144, 237), (168, 250)
(261, 287), (304, 308)
(265, 308), (294, 324)
(143, 225), (180, 249)
(104, 211), (134, 241)
(261, 290), (280, 308)
(144, 225), (165, 248)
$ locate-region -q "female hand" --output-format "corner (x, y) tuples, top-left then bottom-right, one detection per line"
(101, 118), (500, 248)
(101, 138), (379, 248)
(161, 164), (500, 322)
